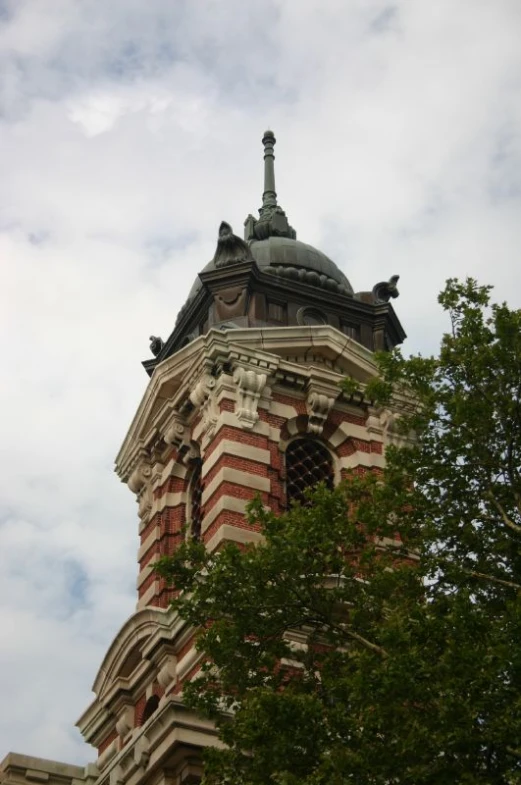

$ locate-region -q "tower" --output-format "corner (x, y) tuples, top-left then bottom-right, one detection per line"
(1, 132), (405, 785)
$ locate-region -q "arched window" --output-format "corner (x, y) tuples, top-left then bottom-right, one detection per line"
(140, 695), (159, 725)
(285, 438), (334, 506)
(188, 457), (204, 540)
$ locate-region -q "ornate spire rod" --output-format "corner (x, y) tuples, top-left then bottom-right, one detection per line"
(262, 129), (277, 210)
(244, 129), (296, 241)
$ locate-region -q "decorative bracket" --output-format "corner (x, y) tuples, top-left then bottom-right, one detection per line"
(366, 407), (384, 438)
(185, 374), (217, 440)
(110, 765), (124, 785)
(134, 736), (150, 769)
(115, 707), (134, 738)
(128, 460), (150, 495)
(306, 391), (335, 435)
(164, 410), (190, 453)
(379, 408), (407, 447)
(157, 655), (177, 690)
(233, 366), (267, 429)
(128, 460), (154, 522)
(188, 374), (219, 441)
(304, 375), (339, 436)
(189, 374), (216, 408)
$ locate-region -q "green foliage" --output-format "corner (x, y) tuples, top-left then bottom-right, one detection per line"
(156, 279), (521, 785)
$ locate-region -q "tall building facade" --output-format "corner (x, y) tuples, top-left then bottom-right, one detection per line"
(1, 132), (405, 785)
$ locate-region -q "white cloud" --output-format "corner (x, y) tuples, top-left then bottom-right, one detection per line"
(1, 0), (521, 765)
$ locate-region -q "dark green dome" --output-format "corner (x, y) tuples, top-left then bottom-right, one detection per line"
(142, 130), (406, 378)
(250, 237), (353, 295)
(186, 130), (353, 301)
(188, 236), (353, 301)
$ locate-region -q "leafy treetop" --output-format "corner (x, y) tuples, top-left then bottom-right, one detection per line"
(156, 279), (521, 785)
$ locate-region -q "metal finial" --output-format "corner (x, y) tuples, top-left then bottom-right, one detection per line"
(262, 129), (277, 210)
(244, 130), (296, 241)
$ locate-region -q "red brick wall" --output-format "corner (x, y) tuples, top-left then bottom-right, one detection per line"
(136, 395), (381, 608)
(203, 454), (269, 488)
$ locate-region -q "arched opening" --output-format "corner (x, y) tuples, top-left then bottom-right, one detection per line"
(141, 695), (160, 725)
(116, 639), (147, 679)
(285, 438), (334, 507)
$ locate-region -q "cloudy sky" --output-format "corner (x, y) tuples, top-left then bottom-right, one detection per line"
(1, 0), (520, 766)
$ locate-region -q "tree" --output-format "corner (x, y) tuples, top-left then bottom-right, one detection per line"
(156, 279), (521, 785)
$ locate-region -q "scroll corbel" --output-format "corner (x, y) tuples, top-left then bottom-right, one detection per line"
(306, 391), (335, 436)
(164, 410), (190, 458)
(233, 366), (267, 429)
(128, 462), (153, 521)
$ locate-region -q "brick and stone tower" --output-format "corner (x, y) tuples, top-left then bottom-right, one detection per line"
(1, 132), (406, 785)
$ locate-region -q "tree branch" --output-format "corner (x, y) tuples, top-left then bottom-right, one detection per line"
(465, 570), (521, 592)
(339, 627), (389, 659)
(486, 490), (521, 535)
(514, 491), (521, 521)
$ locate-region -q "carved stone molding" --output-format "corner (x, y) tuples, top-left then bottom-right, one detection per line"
(115, 707), (134, 738)
(109, 765), (124, 785)
(94, 701), (218, 785)
(214, 285), (248, 321)
(377, 408), (415, 449)
(189, 375), (215, 408)
(379, 408), (406, 447)
(189, 375), (218, 440)
(233, 366), (267, 429)
(157, 655), (177, 690)
(127, 460), (158, 523)
(180, 442), (200, 466)
(201, 398), (219, 441)
(164, 411), (190, 452)
(177, 759), (204, 784)
(138, 491), (152, 521)
(306, 391), (335, 435)
(128, 462), (151, 495)
(366, 407), (384, 437)
(134, 736), (150, 769)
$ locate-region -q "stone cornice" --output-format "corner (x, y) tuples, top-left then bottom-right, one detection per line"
(0, 754), (92, 785)
(93, 697), (222, 785)
(116, 325), (380, 483)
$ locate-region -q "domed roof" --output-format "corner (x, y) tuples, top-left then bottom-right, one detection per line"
(185, 130), (354, 302)
(250, 236), (353, 294)
(187, 236), (353, 301)
(142, 130), (406, 376)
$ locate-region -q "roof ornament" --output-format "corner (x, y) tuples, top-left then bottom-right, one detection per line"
(261, 129), (277, 214)
(212, 221), (251, 268)
(244, 130), (296, 242)
(372, 275), (400, 303)
(149, 335), (164, 356)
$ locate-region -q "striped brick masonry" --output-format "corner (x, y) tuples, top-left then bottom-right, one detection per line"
(71, 324), (412, 783)
(1, 325), (411, 785)
(113, 325), (410, 611)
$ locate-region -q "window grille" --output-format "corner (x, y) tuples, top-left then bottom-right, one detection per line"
(285, 438), (334, 506)
(189, 458), (203, 540)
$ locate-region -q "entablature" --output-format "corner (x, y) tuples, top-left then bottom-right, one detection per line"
(116, 325), (381, 484)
